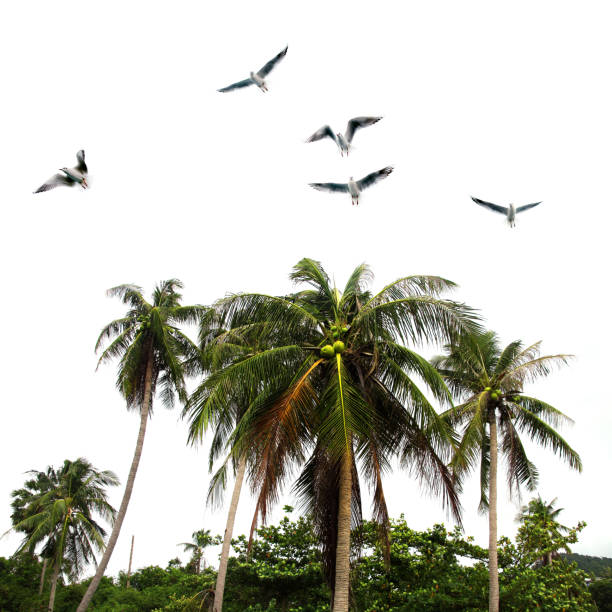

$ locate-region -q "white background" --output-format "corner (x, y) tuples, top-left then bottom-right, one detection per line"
(1, 0), (611, 578)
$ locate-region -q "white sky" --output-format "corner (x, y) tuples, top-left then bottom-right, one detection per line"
(1, 0), (611, 579)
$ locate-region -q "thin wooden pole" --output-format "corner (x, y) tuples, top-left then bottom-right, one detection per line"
(126, 535), (135, 589)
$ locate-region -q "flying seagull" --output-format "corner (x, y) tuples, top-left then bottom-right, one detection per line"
(34, 150), (88, 193)
(471, 196), (542, 227)
(309, 167), (394, 205)
(217, 46), (288, 93)
(306, 116), (383, 156)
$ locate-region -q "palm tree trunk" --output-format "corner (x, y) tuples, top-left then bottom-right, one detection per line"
(196, 549), (201, 575)
(213, 454), (247, 612)
(488, 411), (499, 612)
(332, 449), (353, 612)
(76, 352), (154, 611)
(39, 557), (48, 595)
(48, 561), (60, 612)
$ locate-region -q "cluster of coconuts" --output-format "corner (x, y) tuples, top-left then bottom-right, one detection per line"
(485, 387), (521, 402)
(137, 315), (151, 330)
(320, 324), (349, 359)
(485, 386), (502, 400)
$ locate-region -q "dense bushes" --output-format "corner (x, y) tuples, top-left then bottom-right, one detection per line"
(0, 509), (597, 611)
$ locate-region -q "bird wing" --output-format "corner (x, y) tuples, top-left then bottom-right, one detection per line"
(345, 116), (382, 143)
(34, 172), (74, 193)
(309, 182), (350, 193)
(516, 201), (542, 213)
(471, 197), (508, 215)
(75, 150), (87, 174)
(256, 46), (288, 77)
(306, 125), (337, 144)
(217, 78), (254, 93)
(357, 166), (394, 191)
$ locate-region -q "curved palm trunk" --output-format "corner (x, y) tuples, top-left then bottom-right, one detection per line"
(213, 454), (247, 612)
(488, 411), (499, 612)
(77, 353), (154, 611)
(39, 557), (48, 595)
(48, 561), (60, 612)
(332, 449), (353, 612)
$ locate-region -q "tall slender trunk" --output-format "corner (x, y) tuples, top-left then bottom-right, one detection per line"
(47, 561), (60, 612)
(332, 449), (353, 612)
(39, 557), (48, 596)
(77, 352), (154, 611)
(213, 455), (247, 612)
(126, 535), (135, 588)
(488, 410), (499, 612)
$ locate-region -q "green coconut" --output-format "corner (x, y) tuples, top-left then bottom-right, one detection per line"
(333, 340), (345, 353)
(332, 330), (339, 339)
(331, 325), (338, 332)
(342, 326), (349, 333)
(485, 386), (491, 392)
(491, 392), (499, 400)
(320, 345), (335, 359)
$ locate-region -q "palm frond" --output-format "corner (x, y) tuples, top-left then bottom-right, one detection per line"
(501, 354), (574, 388)
(512, 407), (582, 471)
(356, 296), (481, 347)
(362, 275), (459, 309)
(106, 284), (148, 310)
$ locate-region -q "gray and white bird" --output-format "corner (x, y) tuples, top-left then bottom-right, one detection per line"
(471, 196), (541, 227)
(309, 166), (394, 205)
(34, 150), (88, 193)
(217, 46), (288, 93)
(306, 116), (383, 156)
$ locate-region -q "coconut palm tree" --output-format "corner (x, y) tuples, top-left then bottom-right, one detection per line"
(77, 280), (204, 611)
(516, 496), (570, 566)
(185, 312), (280, 612)
(432, 331), (582, 612)
(178, 529), (221, 574)
(10, 467), (57, 595)
(7, 458), (118, 611)
(196, 258), (479, 611)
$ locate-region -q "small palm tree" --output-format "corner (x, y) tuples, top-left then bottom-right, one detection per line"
(10, 467), (57, 595)
(179, 529), (221, 574)
(516, 496), (570, 566)
(197, 258), (479, 611)
(432, 331), (582, 612)
(77, 280), (204, 611)
(7, 458), (118, 611)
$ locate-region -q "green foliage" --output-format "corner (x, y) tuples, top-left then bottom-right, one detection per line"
(353, 517), (489, 611)
(516, 512), (585, 567)
(589, 579), (612, 612)
(496, 507), (596, 612)
(500, 561), (596, 611)
(1, 511), (598, 611)
(222, 511), (329, 611)
(0, 554), (45, 611)
(562, 553), (612, 577)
